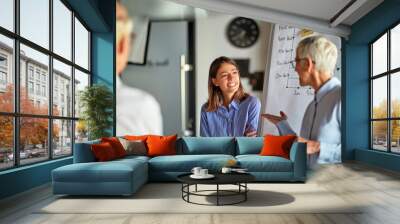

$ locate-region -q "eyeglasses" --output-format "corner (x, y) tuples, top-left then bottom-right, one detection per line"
(289, 58), (315, 69)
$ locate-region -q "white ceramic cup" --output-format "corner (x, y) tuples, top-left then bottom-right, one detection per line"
(200, 169), (208, 176)
(191, 167), (202, 176)
(221, 167), (232, 174)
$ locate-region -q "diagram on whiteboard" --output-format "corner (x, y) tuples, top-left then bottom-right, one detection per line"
(261, 24), (341, 135)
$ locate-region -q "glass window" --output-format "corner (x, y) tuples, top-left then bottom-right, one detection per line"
(0, 34), (14, 113)
(53, 0), (72, 60)
(53, 59), (71, 116)
(0, 116), (14, 170)
(19, 117), (49, 165)
(391, 72), (400, 118)
(28, 81), (34, 94)
(74, 69), (89, 118)
(20, 0), (49, 49)
(20, 44), (49, 115)
(391, 24), (400, 70)
(0, 0), (92, 170)
(391, 120), (400, 153)
(53, 119), (72, 158)
(0, 54), (7, 67)
(75, 120), (88, 143)
(372, 121), (388, 151)
(28, 67), (34, 80)
(0, 0), (14, 32)
(372, 77), (387, 119)
(74, 18), (89, 70)
(372, 33), (387, 76)
(371, 23), (400, 154)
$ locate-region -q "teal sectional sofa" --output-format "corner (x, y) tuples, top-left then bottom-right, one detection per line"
(52, 137), (306, 196)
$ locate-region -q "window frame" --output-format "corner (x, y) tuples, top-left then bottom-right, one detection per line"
(370, 20), (400, 154)
(0, 0), (92, 171)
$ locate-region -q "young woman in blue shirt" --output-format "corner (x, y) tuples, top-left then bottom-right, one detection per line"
(200, 56), (261, 137)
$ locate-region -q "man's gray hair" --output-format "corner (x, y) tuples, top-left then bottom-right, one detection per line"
(297, 35), (338, 74)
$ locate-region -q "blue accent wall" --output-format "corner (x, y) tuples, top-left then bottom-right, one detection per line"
(0, 158), (72, 199)
(345, 0), (400, 171)
(0, 0), (115, 200)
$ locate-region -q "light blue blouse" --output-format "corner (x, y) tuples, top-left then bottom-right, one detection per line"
(200, 95), (261, 137)
(277, 77), (341, 166)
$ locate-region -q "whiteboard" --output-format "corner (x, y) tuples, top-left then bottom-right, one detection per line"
(261, 24), (341, 135)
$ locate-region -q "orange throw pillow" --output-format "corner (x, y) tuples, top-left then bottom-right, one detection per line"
(146, 135), (177, 157)
(260, 135), (297, 159)
(124, 135), (150, 141)
(101, 137), (126, 158)
(91, 142), (117, 161)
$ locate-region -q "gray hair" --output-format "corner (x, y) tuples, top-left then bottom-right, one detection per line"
(296, 35), (338, 74)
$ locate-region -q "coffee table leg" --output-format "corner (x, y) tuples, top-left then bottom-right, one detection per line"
(245, 183), (247, 201)
(195, 184), (197, 192)
(217, 184), (219, 206)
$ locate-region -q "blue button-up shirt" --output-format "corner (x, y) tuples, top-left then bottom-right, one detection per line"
(200, 95), (261, 137)
(277, 77), (341, 166)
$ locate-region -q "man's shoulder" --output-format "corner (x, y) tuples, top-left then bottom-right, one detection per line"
(118, 86), (160, 106)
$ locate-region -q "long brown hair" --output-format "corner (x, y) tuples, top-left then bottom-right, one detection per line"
(206, 56), (248, 112)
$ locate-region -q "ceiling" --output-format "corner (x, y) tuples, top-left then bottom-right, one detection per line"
(225, 0), (353, 23)
(168, 0), (384, 37)
(123, 0), (384, 37)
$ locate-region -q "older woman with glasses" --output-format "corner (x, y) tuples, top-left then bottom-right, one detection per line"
(262, 35), (341, 167)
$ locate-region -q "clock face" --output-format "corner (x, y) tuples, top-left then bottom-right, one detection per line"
(227, 17), (260, 48)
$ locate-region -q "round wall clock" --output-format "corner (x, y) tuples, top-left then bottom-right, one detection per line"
(226, 17), (260, 48)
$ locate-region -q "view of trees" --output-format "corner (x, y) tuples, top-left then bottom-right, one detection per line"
(0, 85), (60, 152)
(372, 99), (400, 147)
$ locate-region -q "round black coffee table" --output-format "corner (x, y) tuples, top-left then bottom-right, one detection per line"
(177, 173), (255, 206)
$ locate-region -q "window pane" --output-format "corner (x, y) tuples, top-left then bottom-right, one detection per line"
(0, 0), (14, 31)
(391, 72), (400, 118)
(372, 77), (387, 119)
(53, 59), (72, 117)
(74, 69), (89, 118)
(372, 33), (387, 76)
(20, 117), (49, 165)
(20, 44), (49, 115)
(372, 121), (387, 151)
(53, 119), (72, 158)
(20, 0), (49, 49)
(0, 34), (14, 113)
(391, 24), (400, 70)
(74, 18), (89, 70)
(75, 120), (88, 143)
(53, 0), (72, 60)
(0, 116), (13, 170)
(391, 120), (400, 153)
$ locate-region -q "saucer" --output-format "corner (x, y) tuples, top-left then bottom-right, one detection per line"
(190, 174), (215, 179)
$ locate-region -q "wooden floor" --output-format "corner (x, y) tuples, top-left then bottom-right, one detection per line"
(1, 162), (400, 224)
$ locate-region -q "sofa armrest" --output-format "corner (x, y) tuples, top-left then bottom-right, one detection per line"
(73, 140), (100, 163)
(289, 142), (307, 181)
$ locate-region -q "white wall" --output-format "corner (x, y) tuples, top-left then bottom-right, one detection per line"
(195, 11), (272, 135)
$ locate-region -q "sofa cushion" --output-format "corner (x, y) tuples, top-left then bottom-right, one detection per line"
(52, 159), (147, 183)
(118, 138), (147, 156)
(147, 135), (177, 157)
(260, 135), (297, 159)
(91, 142), (118, 161)
(236, 155), (293, 172)
(148, 154), (235, 172)
(101, 137), (127, 158)
(236, 137), (263, 155)
(177, 137), (235, 155)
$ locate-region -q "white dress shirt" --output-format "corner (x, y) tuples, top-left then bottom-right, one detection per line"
(116, 76), (163, 136)
(277, 77), (341, 166)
